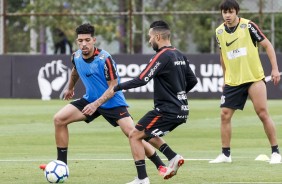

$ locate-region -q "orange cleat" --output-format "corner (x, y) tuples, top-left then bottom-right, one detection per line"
(158, 165), (168, 176)
(39, 164), (47, 171)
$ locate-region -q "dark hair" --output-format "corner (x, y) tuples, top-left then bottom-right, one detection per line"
(150, 20), (170, 31)
(75, 23), (95, 36)
(150, 20), (170, 40)
(220, 0), (240, 14)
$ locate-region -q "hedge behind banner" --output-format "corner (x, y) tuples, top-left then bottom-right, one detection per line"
(0, 54), (281, 99)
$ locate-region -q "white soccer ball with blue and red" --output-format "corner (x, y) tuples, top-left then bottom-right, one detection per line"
(44, 160), (69, 183)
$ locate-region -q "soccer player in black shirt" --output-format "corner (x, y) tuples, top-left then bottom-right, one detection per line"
(113, 20), (198, 184)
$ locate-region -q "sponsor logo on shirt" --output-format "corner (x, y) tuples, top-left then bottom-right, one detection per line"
(144, 61), (161, 82)
(217, 29), (223, 35)
(99, 54), (105, 60)
(248, 23), (262, 41)
(226, 47), (247, 60)
(177, 91), (187, 100)
(240, 23), (247, 29)
(181, 105), (189, 111)
(86, 73), (93, 77)
(226, 38), (239, 47)
(177, 115), (188, 119)
(104, 64), (109, 79)
(174, 60), (186, 66)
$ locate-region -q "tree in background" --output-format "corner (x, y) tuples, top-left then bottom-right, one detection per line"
(4, 0), (281, 54)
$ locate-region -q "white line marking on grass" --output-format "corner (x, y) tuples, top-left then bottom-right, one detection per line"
(0, 158), (211, 162)
(218, 183), (282, 184)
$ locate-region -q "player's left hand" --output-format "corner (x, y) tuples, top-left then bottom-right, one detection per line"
(271, 70), (281, 86)
(82, 103), (98, 116)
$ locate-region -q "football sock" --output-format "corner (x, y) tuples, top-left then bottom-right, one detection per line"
(57, 147), (68, 164)
(159, 143), (177, 161)
(135, 160), (147, 180)
(148, 151), (165, 169)
(222, 147), (230, 157)
(271, 145), (280, 153)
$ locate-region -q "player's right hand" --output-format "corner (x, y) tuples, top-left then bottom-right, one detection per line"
(63, 89), (74, 100)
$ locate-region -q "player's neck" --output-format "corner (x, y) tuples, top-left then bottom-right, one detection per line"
(226, 16), (239, 28)
(158, 41), (171, 49)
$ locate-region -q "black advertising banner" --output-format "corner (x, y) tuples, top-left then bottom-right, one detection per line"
(0, 55), (12, 98)
(0, 54), (281, 99)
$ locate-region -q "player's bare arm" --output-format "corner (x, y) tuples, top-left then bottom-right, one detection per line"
(64, 67), (79, 100)
(82, 79), (117, 116)
(219, 52), (226, 87)
(259, 39), (280, 85)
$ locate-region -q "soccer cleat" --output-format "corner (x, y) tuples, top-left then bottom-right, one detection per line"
(158, 165), (168, 176)
(209, 153), (232, 163)
(39, 164), (47, 170)
(163, 154), (184, 180)
(269, 152), (281, 164)
(126, 177), (150, 184)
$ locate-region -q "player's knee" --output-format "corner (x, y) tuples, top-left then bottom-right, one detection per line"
(221, 110), (231, 122)
(128, 128), (140, 140)
(53, 114), (65, 127)
(128, 129), (135, 140)
(256, 109), (269, 121)
(122, 127), (132, 137)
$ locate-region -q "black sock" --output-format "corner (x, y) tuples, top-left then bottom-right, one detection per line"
(135, 160), (147, 179)
(159, 143), (177, 161)
(57, 147), (68, 164)
(222, 147), (230, 157)
(148, 151), (165, 169)
(271, 145), (280, 154)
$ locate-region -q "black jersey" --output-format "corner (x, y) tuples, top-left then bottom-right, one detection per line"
(114, 46), (197, 114)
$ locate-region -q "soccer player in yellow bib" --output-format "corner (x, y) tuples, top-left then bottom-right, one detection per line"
(209, 0), (281, 164)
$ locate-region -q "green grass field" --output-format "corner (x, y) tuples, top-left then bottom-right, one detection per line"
(0, 99), (282, 184)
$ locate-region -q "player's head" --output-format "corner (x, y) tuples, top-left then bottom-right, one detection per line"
(76, 23), (95, 36)
(148, 20), (171, 51)
(75, 23), (96, 56)
(220, 0), (240, 15)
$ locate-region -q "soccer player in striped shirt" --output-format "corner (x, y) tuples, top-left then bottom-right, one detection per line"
(113, 20), (198, 184)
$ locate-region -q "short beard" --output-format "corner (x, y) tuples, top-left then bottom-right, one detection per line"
(152, 42), (159, 52)
(82, 51), (89, 55)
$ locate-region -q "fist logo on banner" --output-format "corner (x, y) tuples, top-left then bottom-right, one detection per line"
(38, 60), (71, 100)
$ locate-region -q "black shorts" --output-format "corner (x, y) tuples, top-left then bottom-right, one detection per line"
(220, 82), (255, 110)
(70, 98), (131, 127)
(136, 109), (187, 141)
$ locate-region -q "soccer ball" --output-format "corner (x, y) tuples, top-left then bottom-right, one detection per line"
(44, 160), (69, 183)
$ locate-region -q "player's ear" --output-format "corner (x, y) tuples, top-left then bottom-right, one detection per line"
(155, 34), (160, 42)
(92, 37), (96, 43)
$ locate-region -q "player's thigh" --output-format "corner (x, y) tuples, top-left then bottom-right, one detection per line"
(54, 104), (86, 125)
(248, 80), (268, 112)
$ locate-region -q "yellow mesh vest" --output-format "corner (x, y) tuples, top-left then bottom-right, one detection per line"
(216, 18), (265, 86)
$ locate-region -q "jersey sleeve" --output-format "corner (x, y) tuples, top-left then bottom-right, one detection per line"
(248, 21), (266, 43)
(114, 52), (168, 92)
(138, 52), (167, 81)
(104, 56), (117, 81)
